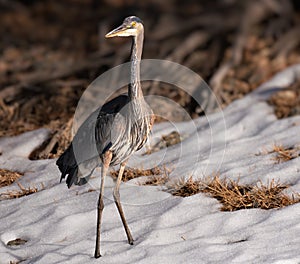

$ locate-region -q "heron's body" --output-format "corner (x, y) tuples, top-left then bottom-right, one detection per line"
(57, 93), (153, 187)
(56, 16), (154, 258)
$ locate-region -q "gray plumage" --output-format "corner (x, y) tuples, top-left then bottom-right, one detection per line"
(56, 16), (154, 258)
(57, 17), (153, 188)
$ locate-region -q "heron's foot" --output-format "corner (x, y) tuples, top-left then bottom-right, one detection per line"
(128, 238), (134, 245)
(94, 251), (101, 258)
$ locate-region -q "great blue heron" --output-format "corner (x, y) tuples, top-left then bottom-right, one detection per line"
(56, 16), (154, 258)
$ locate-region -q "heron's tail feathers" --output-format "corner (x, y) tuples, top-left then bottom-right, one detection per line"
(56, 144), (79, 188)
(56, 144), (99, 188)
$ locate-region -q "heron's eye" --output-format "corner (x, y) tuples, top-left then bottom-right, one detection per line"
(131, 21), (136, 27)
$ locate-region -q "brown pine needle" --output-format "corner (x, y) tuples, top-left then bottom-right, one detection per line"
(166, 175), (300, 211)
(0, 182), (43, 200)
(0, 169), (23, 187)
(110, 166), (164, 182)
(257, 143), (300, 163)
(143, 131), (181, 155)
(271, 144), (300, 164)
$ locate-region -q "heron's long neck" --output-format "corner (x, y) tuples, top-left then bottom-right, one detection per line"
(129, 31), (144, 100)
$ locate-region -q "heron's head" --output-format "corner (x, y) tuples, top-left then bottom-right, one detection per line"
(105, 16), (143, 38)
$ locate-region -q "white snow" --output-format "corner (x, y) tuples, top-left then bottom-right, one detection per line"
(1, 65), (300, 263)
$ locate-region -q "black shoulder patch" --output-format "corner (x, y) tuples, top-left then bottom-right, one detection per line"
(102, 142), (112, 154)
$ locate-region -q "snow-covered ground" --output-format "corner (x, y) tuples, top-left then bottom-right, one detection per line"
(1, 65), (300, 264)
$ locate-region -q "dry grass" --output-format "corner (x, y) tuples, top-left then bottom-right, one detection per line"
(271, 144), (300, 164)
(166, 176), (201, 197)
(260, 143), (300, 164)
(0, 182), (43, 200)
(110, 166), (163, 182)
(143, 131), (181, 155)
(140, 167), (171, 186)
(0, 169), (23, 187)
(111, 166), (300, 211)
(166, 175), (300, 211)
(141, 174), (170, 186)
(29, 117), (73, 160)
(268, 83), (300, 119)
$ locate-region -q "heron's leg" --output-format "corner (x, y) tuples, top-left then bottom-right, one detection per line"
(94, 151), (112, 259)
(113, 162), (134, 245)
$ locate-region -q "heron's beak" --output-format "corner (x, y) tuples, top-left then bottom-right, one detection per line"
(105, 25), (127, 38)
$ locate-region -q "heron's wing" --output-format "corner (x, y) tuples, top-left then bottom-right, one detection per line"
(57, 94), (129, 187)
(99, 94), (129, 115)
(70, 94), (129, 165)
